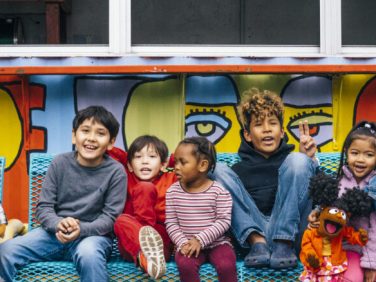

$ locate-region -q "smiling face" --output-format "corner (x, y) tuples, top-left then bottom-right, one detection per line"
(128, 145), (165, 181)
(244, 112), (284, 158)
(72, 117), (115, 167)
(318, 207), (347, 238)
(346, 137), (376, 184)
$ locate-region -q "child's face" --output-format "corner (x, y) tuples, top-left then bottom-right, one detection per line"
(128, 145), (165, 181)
(244, 112), (284, 158)
(174, 144), (207, 185)
(72, 117), (115, 167)
(347, 138), (376, 183)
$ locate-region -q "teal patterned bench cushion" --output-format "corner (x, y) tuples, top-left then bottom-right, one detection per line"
(15, 152), (340, 281)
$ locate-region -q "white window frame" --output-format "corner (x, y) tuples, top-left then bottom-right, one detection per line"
(0, 0), (374, 58)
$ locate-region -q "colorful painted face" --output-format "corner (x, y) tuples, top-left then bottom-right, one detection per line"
(243, 112), (284, 158)
(128, 145), (165, 181)
(318, 207), (347, 238)
(72, 117), (114, 167)
(346, 138), (376, 184)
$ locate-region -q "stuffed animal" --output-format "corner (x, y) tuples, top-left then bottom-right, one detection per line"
(0, 202), (26, 243)
(299, 173), (373, 282)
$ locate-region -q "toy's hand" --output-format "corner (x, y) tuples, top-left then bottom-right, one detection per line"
(307, 209), (320, 229)
(359, 228), (368, 243)
(306, 253), (320, 269)
(299, 120), (317, 159)
(186, 237), (201, 258)
(0, 224), (5, 238)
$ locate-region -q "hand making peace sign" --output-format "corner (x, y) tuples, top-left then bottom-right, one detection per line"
(299, 120), (317, 159)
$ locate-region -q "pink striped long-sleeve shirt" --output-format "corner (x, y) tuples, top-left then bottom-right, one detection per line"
(165, 180), (232, 250)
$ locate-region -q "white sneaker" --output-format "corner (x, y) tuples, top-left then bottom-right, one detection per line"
(138, 226), (166, 279)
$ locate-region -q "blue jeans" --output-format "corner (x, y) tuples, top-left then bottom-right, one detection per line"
(210, 152), (316, 249)
(0, 227), (113, 282)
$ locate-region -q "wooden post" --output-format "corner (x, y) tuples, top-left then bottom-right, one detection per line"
(45, 1), (61, 44)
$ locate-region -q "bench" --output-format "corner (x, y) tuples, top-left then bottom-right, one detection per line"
(12, 152), (340, 281)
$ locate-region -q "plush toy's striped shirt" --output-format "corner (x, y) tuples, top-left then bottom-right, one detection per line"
(165, 181), (232, 250)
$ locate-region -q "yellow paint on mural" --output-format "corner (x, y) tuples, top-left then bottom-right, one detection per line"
(185, 104), (241, 152)
(0, 89), (22, 168)
(125, 78), (184, 152)
(332, 74), (375, 152)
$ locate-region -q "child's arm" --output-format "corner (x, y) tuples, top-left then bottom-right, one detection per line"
(194, 188), (232, 248)
(165, 188), (189, 251)
(0, 202), (6, 238)
(36, 160), (65, 233)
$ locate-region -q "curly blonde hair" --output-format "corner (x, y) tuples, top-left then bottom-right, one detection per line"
(237, 88), (284, 132)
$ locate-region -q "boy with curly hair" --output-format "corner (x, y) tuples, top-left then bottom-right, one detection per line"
(212, 88), (318, 269)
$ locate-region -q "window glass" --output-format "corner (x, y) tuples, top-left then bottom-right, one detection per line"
(342, 0), (376, 46)
(131, 0), (320, 45)
(0, 0), (108, 45)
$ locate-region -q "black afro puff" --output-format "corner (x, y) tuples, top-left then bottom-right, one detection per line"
(309, 173), (339, 207)
(339, 188), (373, 217)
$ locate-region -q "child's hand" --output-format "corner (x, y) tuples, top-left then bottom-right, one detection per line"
(57, 217), (80, 234)
(364, 269), (376, 282)
(307, 209), (320, 229)
(56, 227), (80, 244)
(56, 217), (80, 243)
(180, 243), (190, 256)
(306, 253), (320, 269)
(187, 238), (201, 258)
(299, 120), (317, 159)
(358, 228), (368, 243)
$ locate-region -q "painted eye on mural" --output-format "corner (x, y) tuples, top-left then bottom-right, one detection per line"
(287, 110), (333, 150)
(185, 109), (232, 144)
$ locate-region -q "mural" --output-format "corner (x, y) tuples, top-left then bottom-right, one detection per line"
(0, 73), (375, 220)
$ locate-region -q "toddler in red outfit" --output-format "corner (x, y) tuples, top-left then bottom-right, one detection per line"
(108, 135), (177, 279)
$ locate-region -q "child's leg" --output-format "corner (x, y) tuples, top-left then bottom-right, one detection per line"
(209, 163), (267, 246)
(270, 153), (316, 242)
(114, 213), (143, 262)
(268, 153), (316, 268)
(342, 251), (364, 282)
(131, 182), (158, 226)
(0, 227), (64, 281)
(208, 244), (238, 282)
(175, 250), (207, 282)
(69, 235), (112, 282)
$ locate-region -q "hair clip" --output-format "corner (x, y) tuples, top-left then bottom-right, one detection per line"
(364, 123), (376, 134)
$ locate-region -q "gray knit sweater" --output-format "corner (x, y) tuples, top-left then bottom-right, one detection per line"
(36, 152), (127, 237)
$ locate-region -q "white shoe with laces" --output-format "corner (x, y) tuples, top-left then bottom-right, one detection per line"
(138, 226), (166, 279)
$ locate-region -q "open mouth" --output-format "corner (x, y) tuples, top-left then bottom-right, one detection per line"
(324, 220), (343, 234)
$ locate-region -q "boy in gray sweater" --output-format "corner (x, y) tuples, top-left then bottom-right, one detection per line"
(0, 106), (127, 282)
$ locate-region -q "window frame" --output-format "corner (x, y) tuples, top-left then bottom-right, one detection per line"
(0, 0), (374, 58)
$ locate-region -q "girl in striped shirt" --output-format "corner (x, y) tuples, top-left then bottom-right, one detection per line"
(166, 137), (237, 282)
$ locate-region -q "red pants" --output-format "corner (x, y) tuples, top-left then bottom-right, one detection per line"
(114, 182), (172, 263)
(175, 244), (237, 282)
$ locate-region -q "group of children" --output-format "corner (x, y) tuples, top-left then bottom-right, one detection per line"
(0, 88), (375, 282)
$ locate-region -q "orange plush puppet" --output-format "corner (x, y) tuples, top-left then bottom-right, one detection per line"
(300, 173), (372, 282)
